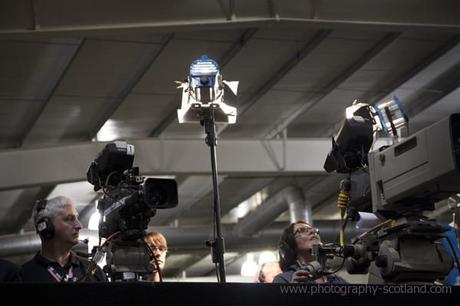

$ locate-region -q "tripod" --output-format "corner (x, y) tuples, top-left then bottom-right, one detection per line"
(367, 218), (453, 284)
(201, 111), (226, 283)
(103, 238), (155, 282)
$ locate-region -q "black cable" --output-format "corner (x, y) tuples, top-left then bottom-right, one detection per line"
(384, 106), (398, 138)
(145, 243), (163, 282)
(101, 171), (120, 200)
(78, 231), (121, 282)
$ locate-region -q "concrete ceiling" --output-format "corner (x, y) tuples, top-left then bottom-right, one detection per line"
(1, 0), (459, 279)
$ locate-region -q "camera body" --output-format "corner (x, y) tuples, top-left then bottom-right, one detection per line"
(369, 114), (460, 218)
(87, 141), (178, 281)
(323, 112), (460, 283)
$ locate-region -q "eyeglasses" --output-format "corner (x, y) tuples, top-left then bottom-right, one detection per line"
(293, 226), (319, 237)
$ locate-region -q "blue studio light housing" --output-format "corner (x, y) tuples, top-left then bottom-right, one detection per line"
(189, 55), (220, 90)
(177, 55), (238, 124)
(374, 95), (409, 138)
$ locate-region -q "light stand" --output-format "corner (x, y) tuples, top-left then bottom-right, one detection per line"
(176, 55), (239, 282)
(201, 110), (226, 283)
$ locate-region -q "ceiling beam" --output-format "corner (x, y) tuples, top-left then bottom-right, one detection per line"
(0, 138), (336, 191)
(2, 1), (460, 38)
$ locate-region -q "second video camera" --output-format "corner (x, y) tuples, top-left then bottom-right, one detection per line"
(87, 141), (178, 239)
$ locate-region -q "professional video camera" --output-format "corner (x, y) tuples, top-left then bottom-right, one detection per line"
(322, 99), (460, 284)
(86, 141), (178, 281)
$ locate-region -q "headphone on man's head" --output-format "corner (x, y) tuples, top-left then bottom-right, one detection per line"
(35, 199), (54, 240)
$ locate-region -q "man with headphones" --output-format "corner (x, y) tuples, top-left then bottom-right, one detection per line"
(273, 221), (347, 284)
(16, 196), (106, 282)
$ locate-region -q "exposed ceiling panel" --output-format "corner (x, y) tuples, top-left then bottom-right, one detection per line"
(0, 39), (81, 147)
(410, 88), (460, 132)
(24, 96), (108, 145)
(288, 34), (458, 137)
(97, 93), (177, 141)
(1, 1), (459, 279)
(223, 30), (392, 137)
(0, 40), (80, 99)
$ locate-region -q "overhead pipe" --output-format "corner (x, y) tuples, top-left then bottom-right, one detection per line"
(233, 185), (308, 237)
(0, 221), (367, 257)
(286, 187), (312, 224)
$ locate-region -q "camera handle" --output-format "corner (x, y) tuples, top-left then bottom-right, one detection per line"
(201, 112), (227, 283)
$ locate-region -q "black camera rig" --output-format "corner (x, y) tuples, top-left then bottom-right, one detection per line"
(86, 141), (178, 281)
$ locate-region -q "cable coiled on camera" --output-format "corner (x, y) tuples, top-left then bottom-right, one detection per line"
(337, 177), (351, 247)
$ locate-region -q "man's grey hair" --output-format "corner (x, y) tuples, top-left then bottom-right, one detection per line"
(32, 196), (75, 229)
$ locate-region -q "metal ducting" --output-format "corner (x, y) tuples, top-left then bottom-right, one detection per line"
(0, 229), (99, 258)
(233, 185), (309, 237)
(0, 232), (41, 258)
(286, 187), (312, 224)
(0, 221), (367, 257)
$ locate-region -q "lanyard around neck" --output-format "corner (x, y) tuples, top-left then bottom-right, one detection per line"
(47, 265), (75, 282)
